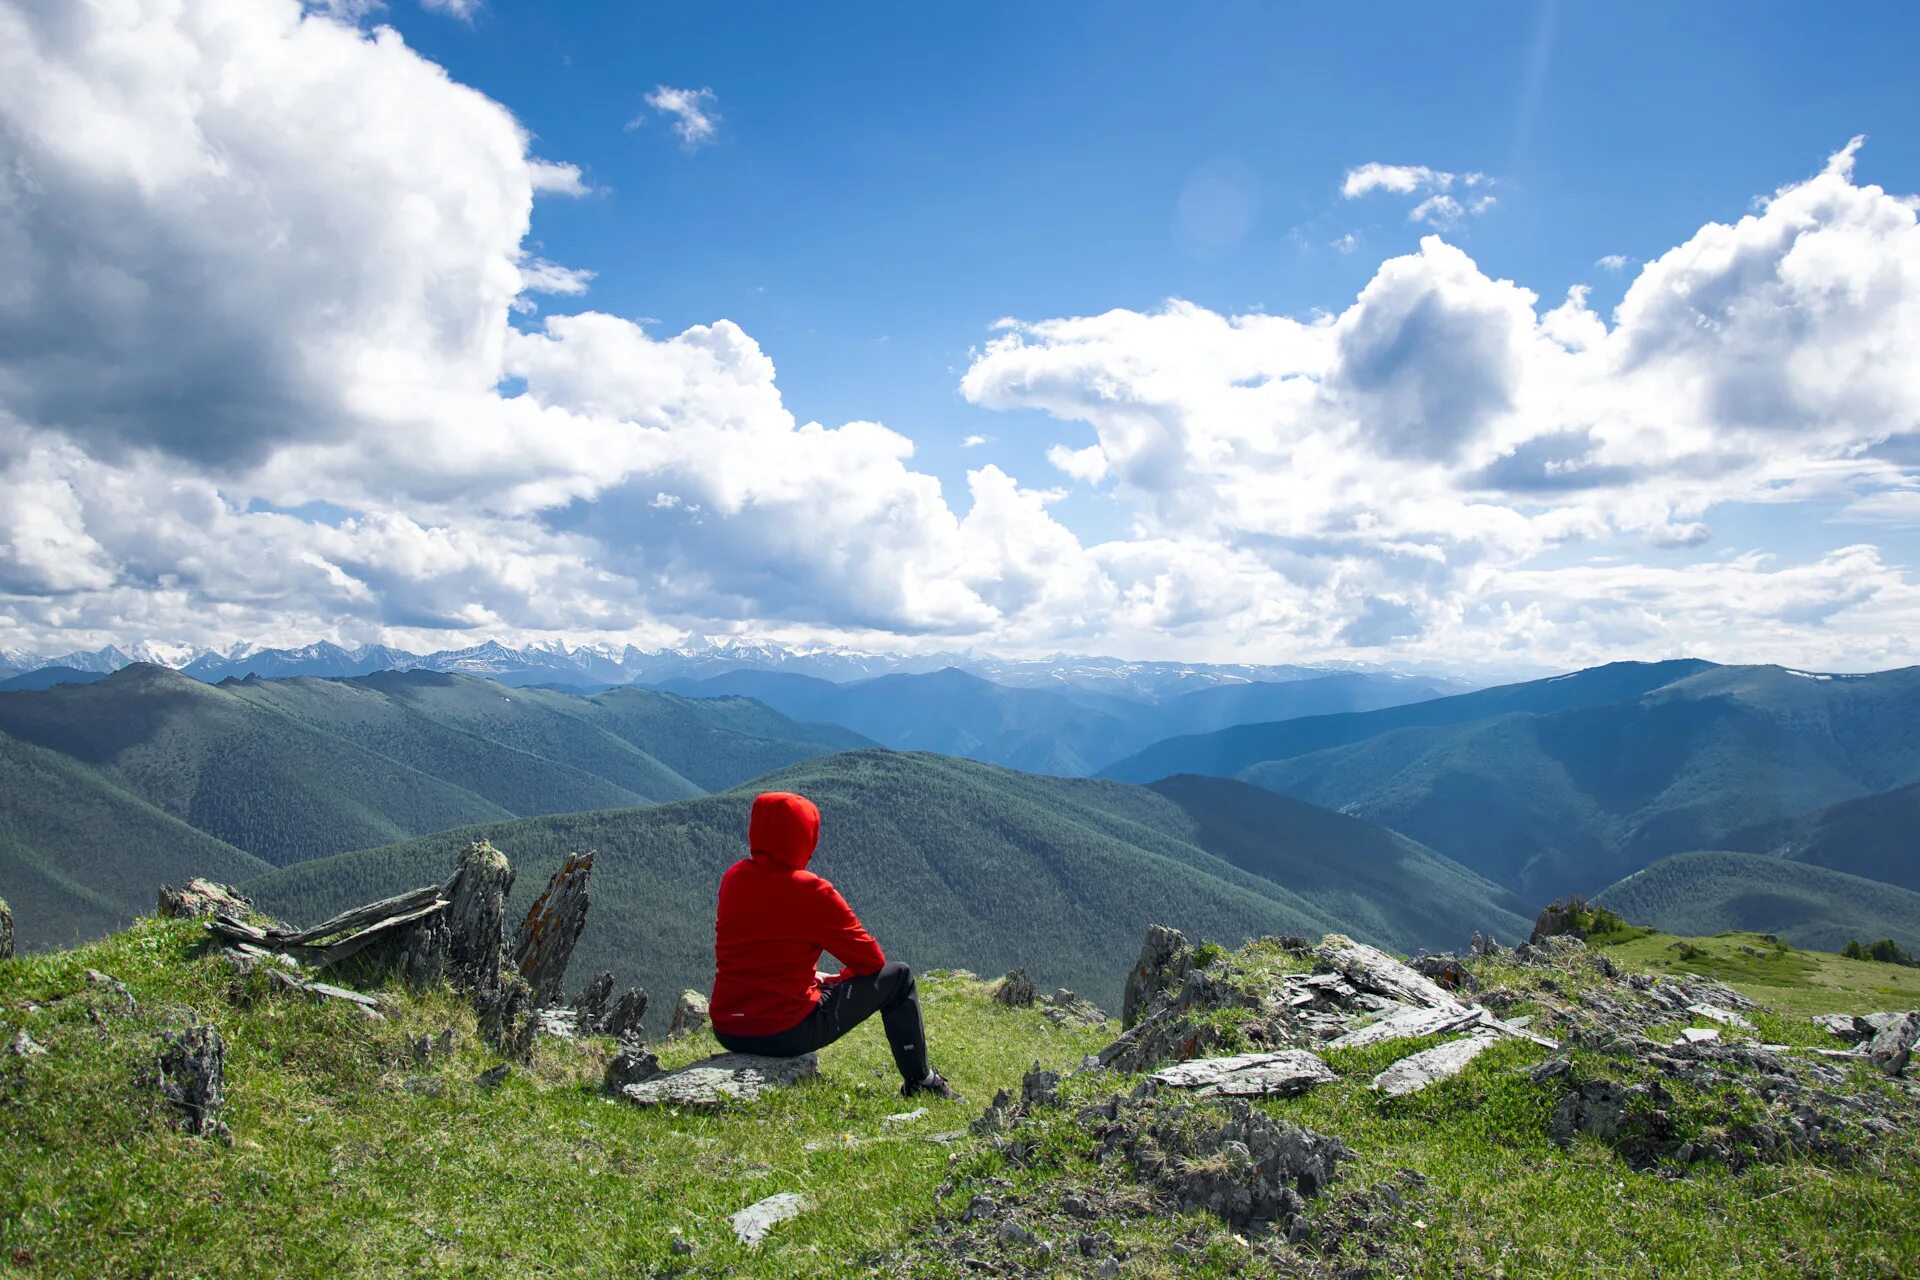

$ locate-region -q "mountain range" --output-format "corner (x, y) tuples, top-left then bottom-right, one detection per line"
(655, 667), (1458, 775)
(0, 636), (1480, 699)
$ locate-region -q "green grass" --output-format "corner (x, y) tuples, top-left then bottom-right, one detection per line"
(0, 918), (1104, 1278)
(5, 921), (1920, 1278)
(1598, 928), (1920, 1017)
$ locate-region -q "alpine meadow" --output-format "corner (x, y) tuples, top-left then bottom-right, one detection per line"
(5, 3), (1920, 1278)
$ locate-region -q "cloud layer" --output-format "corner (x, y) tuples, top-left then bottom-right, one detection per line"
(1, 0), (1917, 673)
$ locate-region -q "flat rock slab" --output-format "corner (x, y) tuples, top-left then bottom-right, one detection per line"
(1149, 1050), (1339, 1098)
(1328, 1003), (1497, 1049)
(1678, 1027), (1720, 1045)
(730, 1192), (808, 1246)
(1315, 935), (1460, 1011)
(1372, 1033), (1498, 1097)
(620, 1052), (818, 1107)
(1687, 1003), (1755, 1031)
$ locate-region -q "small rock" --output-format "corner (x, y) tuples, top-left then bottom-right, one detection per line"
(475, 1063), (511, 1088)
(996, 1220), (1031, 1244)
(1678, 1028), (1720, 1046)
(883, 1107), (927, 1125)
(9, 1029), (47, 1058)
(963, 1194), (1000, 1223)
(668, 1236), (694, 1257)
(155, 1022), (230, 1141)
(730, 1192), (807, 1247)
(993, 969), (1037, 1007)
(1021, 1061), (1063, 1110)
(668, 989), (709, 1037)
(603, 1043), (663, 1092)
(574, 972), (615, 1029)
(1094, 1259), (1121, 1279)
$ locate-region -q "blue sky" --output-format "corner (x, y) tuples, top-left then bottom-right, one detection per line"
(397, 1), (1920, 551)
(1, 0), (1918, 671)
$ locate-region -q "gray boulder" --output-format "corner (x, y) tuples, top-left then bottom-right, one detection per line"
(620, 1052), (817, 1107)
(1867, 1011), (1920, 1077)
(1150, 1050), (1339, 1099)
(600, 987), (649, 1041)
(1328, 1003), (1498, 1049)
(668, 989), (710, 1037)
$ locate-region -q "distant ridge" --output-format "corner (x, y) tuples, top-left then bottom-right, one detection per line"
(1598, 849), (1920, 953)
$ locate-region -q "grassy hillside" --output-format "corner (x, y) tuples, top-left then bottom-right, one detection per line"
(1099, 659), (1716, 783)
(248, 752), (1530, 1022)
(1596, 850), (1920, 955)
(1725, 779), (1920, 892)
(5, 918), (1917, 1277)
(1595, 927), (1920, 1016)
(0, 732), (269, 950)
(1145, 774), (1533, 948)
(0, 667), (873, 886)
(248, 751), (1347, 1019)
(220, 673), (696, 809)
(0, 666), (511, 866)
(1238, 664), (1920, 898)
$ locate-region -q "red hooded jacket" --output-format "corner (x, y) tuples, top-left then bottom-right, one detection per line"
(709, 792), (887, 1036)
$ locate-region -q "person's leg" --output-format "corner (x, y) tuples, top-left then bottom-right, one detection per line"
(715, 962), (929, 1085)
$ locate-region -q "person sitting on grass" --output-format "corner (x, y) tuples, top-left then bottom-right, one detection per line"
(709, 790), (961, 1100)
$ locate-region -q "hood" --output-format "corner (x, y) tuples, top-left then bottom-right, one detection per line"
(749, 791), (820, 869)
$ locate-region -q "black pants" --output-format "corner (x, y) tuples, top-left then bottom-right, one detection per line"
(715, 961), (929, 1084)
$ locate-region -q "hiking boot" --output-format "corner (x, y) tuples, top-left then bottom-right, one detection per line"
(901, 1069), (964, 1103)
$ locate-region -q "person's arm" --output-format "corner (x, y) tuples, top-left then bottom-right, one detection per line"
(812, 879), (886, 983)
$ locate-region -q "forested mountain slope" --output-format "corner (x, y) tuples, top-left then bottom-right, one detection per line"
(249, 751), (1527, 1017)
(1099, 660), (1716, 783)
(1598, 850), (1920, 953)
(0, 730), (269, 949)
(1724, 780), (1920, 892)
(1240, 664), (1920, 899)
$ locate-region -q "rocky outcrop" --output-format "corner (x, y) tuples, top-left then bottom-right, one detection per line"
(574, 972), (614, 1028)
(444, 841), (513, 993)
(157, 879), (257, 922)
(668, 989), (709, 1037)
(1122, 924), (1193, 1029)
(1149, 1050), (1339, 1099)
(510, 851), (593, 1007)
(619, 1051), (817, 1107)
(1103, 1097), (1351, 1232)
(600, 988), (650, 1041)
(154, 1022), (229, 1141)
(1314, 935), (1459, 1011)
(1327, 1003), (1511, 1049)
